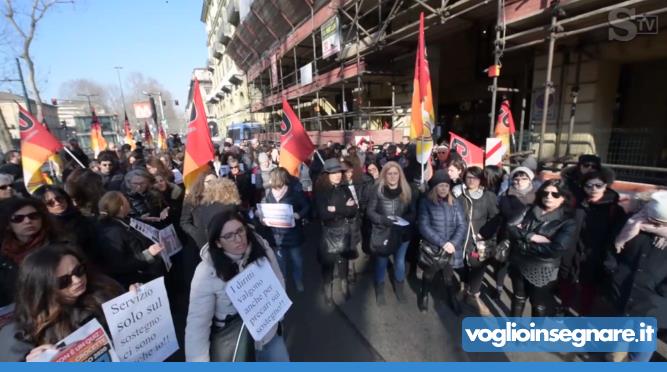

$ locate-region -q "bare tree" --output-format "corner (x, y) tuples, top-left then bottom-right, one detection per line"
(2, 0), (73, 121)
(58, 78), (115, 111)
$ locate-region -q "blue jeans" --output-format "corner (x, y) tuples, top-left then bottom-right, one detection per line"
(628, 351), (653, 362)
(374, 241), (410, 284)
(255, 335), (290, 362)
(275, 245), (304, 286)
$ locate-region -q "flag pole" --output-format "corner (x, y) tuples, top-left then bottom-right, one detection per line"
(314, 148), (325, 165)
(62, 147), (86, 169)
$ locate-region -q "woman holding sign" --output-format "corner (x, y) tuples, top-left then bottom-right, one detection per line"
(186, 209), (289, 362)
(0, 243), (122, 362)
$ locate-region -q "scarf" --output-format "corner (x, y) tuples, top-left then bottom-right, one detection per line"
(508, 185), (536, 205)
(1, 229), (48, 264)
(224, 247), (251, 268)
(383, 185), (402, 200)
(271, 185), (289, 202)
(467, 188), (484, 200)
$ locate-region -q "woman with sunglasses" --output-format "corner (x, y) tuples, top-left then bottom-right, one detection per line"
(507, 179), (578, 317)
(32, 186), (96, 257)
(0, 173), (16, 200)
(561, 154), (601, 204)
(0, 243), (123, 361)
(185, 208), (288, 362)
(567, 169), (627, 315)
(0, 198), (58, 307)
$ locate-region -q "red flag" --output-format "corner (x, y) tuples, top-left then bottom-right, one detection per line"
(409, 12), (434, 165)
(144, 121), (153, 145)
(494, 99), (516, 151)
(123, 112), (136, 150)
(449, 132), (484, 168)
(279, 97), (315, 176)
(183, 79), (215, 189)
(17, 103), (63, 191)
(90, 110), (107, 158)
(157, 125), (167, 152)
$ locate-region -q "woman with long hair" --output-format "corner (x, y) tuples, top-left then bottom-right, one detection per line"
(507, 179), (579, 317)
(314, 158), (359, 305)
(64, 168), (105, 216)
(417, 170), (466, 313)
(185, 209), (288, 362)
(366, 161), (417, 305)
(0, 243), (122, 361)
(447, 158), (466, 197)
(0, 198), (58, 306)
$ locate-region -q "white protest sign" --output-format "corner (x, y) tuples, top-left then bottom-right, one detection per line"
(257, 203), (295, 228)
(225, 258), (292, 341)
(102, 277), (178, 362)
(158, 225), (182, 257)
(30, 319), (119, 362)
(129, 218), (159, 243)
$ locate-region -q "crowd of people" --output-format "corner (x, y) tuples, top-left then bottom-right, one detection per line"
(0, 134), (666, 362)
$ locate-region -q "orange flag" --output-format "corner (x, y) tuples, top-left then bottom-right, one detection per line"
(90, 109), (107, 158)
(123, 112), (136, 150)
(449, 132), (485, 168)
(279, 97), (315, 176)
(183, 79), (215, 189)
(17, 103), (63, 192)
(410, 12), (434, 165)
(157, 125), (168, 152)
(494, 99), (516, 152)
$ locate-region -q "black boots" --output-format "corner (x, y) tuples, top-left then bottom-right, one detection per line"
(375, 282), (386, 305)
(511, 296), (527, 317)
(418, 278), (430, 312)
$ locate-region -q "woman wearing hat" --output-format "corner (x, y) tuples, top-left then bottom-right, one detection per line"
(417, 170), (467, 313)
(314, 158), (359, 305)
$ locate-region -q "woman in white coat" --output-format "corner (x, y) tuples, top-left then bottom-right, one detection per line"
(185, 208), (289, 362)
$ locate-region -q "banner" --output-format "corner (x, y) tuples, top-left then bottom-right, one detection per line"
(225, 258), (292, 341)
(0, 303), (14, 328)
(129, 219), (173, 271)
(30, 319), (119, 362)
(133, 101), (153, 119)
(449, 132), (485, 168)
(257, 203), (295, 228)
(494, 99), (516, 152)
(158, 225), (182, 257)
(102, 277), (178, 362)
(485, 137), (505, 166)
(320, 16), (341, 58)
(90, 110), (107, 158)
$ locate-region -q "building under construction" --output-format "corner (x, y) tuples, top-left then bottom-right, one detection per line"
(205, 0), (667, 184)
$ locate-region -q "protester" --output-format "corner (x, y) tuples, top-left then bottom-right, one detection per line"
(417, 170), (466, 313)
(226, 157), (254, 208)
(185, 209), (289, 362)
(97, 151), (124, 191)
(94, 191), (165, 287)
(64, 168), (106, 216)
(193, 178), (243, 248)
(0, 173), (16, 200)
(0, 150), (22, 180)
(366, 162), (380, 181)
(122, 168), (165, 222)
(0, 243), (124, 362)
(314, 158), (359, 305)
(507, 179), (578, 317)
(447, 158), (466, 197)
(366, 161), (416, 305)
(146, 156), (174, 182)
(153, 173), (184, 222)
(561, 154), (601, 204)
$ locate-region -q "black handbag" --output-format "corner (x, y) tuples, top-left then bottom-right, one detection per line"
(322, 223), (351, 255)
(494, 239), (510, 263)
(370, 224), (400, 257)
(417, 240), (453, 270)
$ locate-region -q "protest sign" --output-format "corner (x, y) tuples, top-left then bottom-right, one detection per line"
(129, 218), (159, 243)
(158, 224), (182, 257)
(30, 319), (119, 362)
(129, 219), (175, 271)
(0, 303), (15, 328)
(225, 258), (292, 341)
(257, 203), (295, 228)
(102, 277), (178, 362)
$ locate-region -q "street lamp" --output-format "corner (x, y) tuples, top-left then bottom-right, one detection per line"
(114, 66), (127, 115)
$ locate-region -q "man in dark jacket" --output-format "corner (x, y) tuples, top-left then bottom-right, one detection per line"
(97, 150), (124, 191)
(226, 158), (254, 208)
(560, 154), (601, 204)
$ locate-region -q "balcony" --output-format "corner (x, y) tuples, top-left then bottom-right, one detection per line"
(227, 0), (240, 26)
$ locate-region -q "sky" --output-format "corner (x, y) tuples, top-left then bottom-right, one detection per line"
(21, 0), (208, 114)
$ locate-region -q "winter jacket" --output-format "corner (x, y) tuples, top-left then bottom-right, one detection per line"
(93, 217), (164, 287)
(607, 232), (667, 329)
(180, 200), (204, 248)
(367, 184), (417, 243)
(576, 188), (627, 283)
(458, 189), (499, 254)
(100, 172), (124, 191)
(160, 182), (185, 223)
(226, 172), (254, 207)
(315, 183), (358, 227)
(262, 185), (310, 249)
(560, 166), (586, 205)
(417, 196), (467, 268)
(479, 187), (535, 241)
(124, 190), (164, 221)
(185, 236), (284, 361)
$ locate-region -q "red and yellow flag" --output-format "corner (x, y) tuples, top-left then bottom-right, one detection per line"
(17, 104), (63, 192)
(123, 112), (136, 150)
(183, 79), (215, 189)
(157, 125), (167, 152)
(90, 110), (107, 158)
(450, 132), (485, 168)
(279, 97), (315, 176)
(494, 99), (516, 152)
(410, 12), (434, 165)
(143, 121), (153, 147)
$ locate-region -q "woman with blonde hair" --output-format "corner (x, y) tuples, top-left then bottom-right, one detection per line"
(366, 161), (417, 305)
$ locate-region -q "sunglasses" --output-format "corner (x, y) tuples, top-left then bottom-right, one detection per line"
(10, 212), (41, 224)
(584, 182), (605, 190)
(0, 184), (12, 190)
(57, 264), (87, 289)
(219, 226), (246, 241)
(541, 191), (563, 199)
(45, 196), (66, 207)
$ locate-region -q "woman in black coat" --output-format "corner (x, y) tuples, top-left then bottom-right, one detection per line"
(261, 167), (310, 292)
(314, 158), (359, 306)
(507, 179), (579, 317)
(94, 191), (165, 288)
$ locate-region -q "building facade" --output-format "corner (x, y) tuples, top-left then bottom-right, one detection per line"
(0, 92), (61, 148)
(56, 99), (120, 152)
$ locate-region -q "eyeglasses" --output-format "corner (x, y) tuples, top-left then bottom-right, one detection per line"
(581, 163), (598, 169)
(219, 226), (246, 242)
(0, 184), (12, 190)
(584, 182), (606, 190)
(9, 212), (41, 224)
(57, 264), (86, 289)
(45, 196), (66, 207)
(541, 191), (563, 199)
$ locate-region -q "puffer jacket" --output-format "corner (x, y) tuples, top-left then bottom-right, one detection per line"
(458, 189), (499, 254)
(185, 234), (284, 362)
(367, 184), (417, 243)
(262, 185), (310, 249)
(417, 196), (467, 268)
